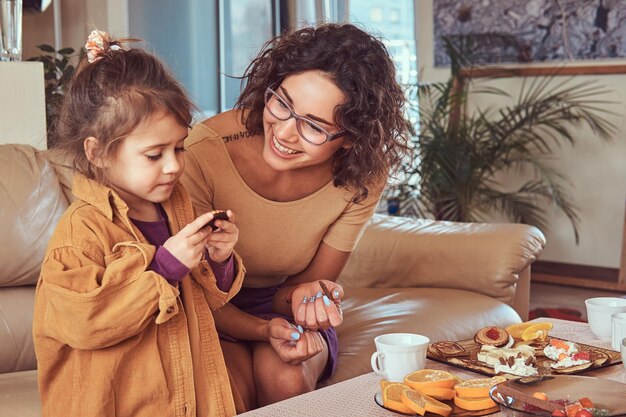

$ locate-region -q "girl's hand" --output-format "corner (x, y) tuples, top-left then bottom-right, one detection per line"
(267, 318), (324, 365)
(291, 280), (343, 331)
(163, 211), (216, 268)
(205, 210), (238, 264)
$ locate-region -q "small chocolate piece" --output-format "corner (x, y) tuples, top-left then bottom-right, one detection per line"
(206, 210), (229, 231)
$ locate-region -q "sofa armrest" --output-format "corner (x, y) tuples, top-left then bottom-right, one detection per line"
(338, 214), (545, 317)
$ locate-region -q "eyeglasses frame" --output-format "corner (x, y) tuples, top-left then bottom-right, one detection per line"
(264, 86), (346, 146)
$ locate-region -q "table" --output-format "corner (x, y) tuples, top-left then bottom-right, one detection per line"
(239, 318), (625, 416)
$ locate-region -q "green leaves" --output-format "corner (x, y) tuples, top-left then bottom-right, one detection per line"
(393, 35), (617, 244)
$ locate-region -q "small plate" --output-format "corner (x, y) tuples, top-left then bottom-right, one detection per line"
(374, 390), (499, 416)
(489, 375), (626, 416)
(374, 391), (417, 415)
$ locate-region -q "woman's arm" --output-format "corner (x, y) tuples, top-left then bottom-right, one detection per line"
(272, 242), (350, 310)
(271, 242), (348, 330)
(213, 302), (270, 341)
(213, 303), (324, 364)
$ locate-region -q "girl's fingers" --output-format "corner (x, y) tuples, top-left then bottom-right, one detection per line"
(184, 212), (215, 236)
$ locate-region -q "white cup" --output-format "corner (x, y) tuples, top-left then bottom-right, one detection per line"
(611, 312), (626, 351)
(370, 333), (429, 382)
(585, 297), (626, 340)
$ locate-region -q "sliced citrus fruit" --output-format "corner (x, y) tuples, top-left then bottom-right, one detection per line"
(400, 388), (426, 415)
(453, 395), (497, 411)
(423, 393), (453, 417)
(382, 383), (414, 415)
(404, 369), (456, 390)
(505, 322), (535, 339)
(454, 376), (507, 398)
(521, 322), (553, 341)
(420, 386), (455, 400)
(380, 379), (392, 391)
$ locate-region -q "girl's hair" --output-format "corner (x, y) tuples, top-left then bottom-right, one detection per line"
(54, 32), (196, 182)
(236, 23), (411, 203)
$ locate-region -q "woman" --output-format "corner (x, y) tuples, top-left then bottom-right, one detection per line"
(181, 22), (410, 411)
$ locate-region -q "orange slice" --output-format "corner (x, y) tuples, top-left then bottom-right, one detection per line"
(380, 379), (392, 391)
(454, 376), (507, 398)
(400, 388), (426, 415)
(404, 369), (456, 390)
(505, 322), (535, 339)
(423, 393), (453, 417)
(454, 395), (497, 411)
(521, 322), (553, 341)
(382, 383), (414, 415)
(420, 386), (455, 400)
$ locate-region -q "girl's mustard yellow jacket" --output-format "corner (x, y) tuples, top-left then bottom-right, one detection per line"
(33, 174), (245, 417)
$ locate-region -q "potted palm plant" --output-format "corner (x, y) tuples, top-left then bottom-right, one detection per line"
(389, 36), (617, 244)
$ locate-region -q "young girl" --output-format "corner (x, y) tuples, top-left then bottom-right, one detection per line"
(32, 31), (263, 417)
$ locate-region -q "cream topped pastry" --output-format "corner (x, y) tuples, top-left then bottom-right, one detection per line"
(494, 356), (539, 376)
(543, 338), (578, 360)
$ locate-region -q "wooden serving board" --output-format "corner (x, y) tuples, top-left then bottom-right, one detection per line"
(427, 337), (622, 378)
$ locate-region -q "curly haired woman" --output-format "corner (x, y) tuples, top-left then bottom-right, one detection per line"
(181, 22), (410, 411)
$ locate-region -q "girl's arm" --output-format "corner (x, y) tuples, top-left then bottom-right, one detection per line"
(39, 241), (179, 350)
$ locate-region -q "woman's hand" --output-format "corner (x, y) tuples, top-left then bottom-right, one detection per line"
(267, 318), (324, 365)
(290, 280), (343, 331)
(205, 210), (238, 264)
(163, 211), (216, 268)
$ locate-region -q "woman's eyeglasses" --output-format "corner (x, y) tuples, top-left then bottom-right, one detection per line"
(264, 87), (346, 146)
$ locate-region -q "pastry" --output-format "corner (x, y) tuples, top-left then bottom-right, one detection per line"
(474, 326), (510, 347)
(430, 341), (469, 358)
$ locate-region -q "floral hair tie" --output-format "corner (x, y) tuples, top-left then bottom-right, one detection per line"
(85, 30), (122, 63)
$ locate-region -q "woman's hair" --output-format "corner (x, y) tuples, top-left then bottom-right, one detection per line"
(236, 23), (411, 203)
(54, 32), (196, 182)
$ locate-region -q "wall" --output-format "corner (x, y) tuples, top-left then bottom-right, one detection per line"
(20, 0), (626, 269)
(22, 0), (124, 60)
(416, 1), (626, 269)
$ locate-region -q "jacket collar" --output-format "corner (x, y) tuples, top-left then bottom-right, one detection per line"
(72, 174), (123, 221)
(71, 173), (190, 230)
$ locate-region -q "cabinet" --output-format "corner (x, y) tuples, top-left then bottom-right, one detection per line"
(0, 62), (46, 149)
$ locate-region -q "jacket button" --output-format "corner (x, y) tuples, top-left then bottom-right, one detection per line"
(166, 306), (174, 314)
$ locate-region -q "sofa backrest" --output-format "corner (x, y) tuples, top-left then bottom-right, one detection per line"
(0, 144), (70, 373)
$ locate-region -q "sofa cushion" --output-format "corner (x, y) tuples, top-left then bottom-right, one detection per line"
(0, 286), (36, 373)
(323, 286), (521, 386)
(0, 144), (69, 287)
(0, 370), (40, 417)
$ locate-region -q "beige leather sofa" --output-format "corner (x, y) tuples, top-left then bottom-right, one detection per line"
(0, 143), (545, 416)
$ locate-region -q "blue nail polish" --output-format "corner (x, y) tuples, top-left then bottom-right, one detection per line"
(291, 332), (300, 340)
(323, 295), (331, 306)
(316, 291), (323, 299)
(333, 289), (340, 299)
(297, 325), (303, 333)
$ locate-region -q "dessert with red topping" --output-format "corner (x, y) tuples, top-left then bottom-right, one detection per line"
(474, 326), (510, 347)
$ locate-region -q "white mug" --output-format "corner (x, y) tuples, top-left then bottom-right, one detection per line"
(611, 312), (626, 351)
(370, 333), (429, 382)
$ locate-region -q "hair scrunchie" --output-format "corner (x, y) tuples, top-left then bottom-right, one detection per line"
(85, 30), (122, 63)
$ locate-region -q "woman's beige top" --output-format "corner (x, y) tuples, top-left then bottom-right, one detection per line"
(181, 111), (382, 288)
